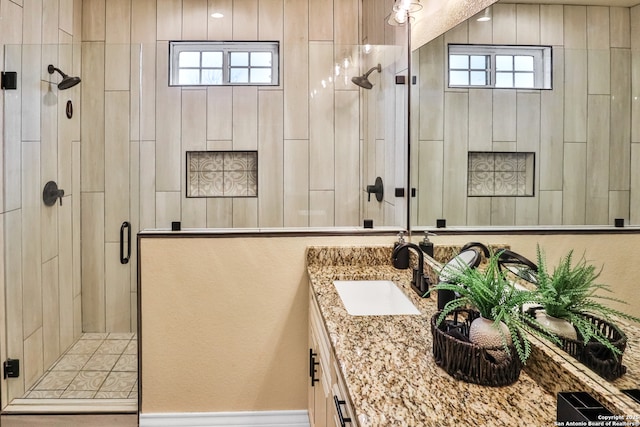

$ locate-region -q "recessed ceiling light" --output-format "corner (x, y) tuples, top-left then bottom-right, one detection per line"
(211, 12), (224, 19)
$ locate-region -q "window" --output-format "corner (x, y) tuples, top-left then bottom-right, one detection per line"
(467, 152), (535, 197)
(448, 45), (551, 89)
(170, 41), (279, 86)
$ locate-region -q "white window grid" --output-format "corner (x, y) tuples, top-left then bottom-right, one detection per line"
(448, 44), (552, 90)
(169, 41), (279, 86)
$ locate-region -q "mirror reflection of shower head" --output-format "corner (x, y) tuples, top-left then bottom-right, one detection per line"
(47, 64), (81, 90)
(351, 64), (382, 90)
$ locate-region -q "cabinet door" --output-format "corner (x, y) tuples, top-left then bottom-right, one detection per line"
(310, 292), (333, 427)
(331, 357), (355, 427)
(308, 330), (319, 425)
(308, 328), (328, 427)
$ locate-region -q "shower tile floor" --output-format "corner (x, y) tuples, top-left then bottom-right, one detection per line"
(22, 333), (137, 399)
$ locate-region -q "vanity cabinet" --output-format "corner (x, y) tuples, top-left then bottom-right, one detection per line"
(309, 292), (356, 427)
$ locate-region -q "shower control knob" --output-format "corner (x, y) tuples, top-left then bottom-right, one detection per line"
(43, 181), (65, 207)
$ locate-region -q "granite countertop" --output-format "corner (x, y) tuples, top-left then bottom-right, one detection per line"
(306, 245), (558, 427)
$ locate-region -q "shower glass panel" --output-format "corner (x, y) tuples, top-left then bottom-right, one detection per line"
(1, 43), (141, 414)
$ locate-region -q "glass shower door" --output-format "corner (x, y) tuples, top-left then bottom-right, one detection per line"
(1, 42), (140, 413)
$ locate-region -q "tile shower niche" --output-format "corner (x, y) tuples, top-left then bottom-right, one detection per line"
(467, 152), (535, 197)
(187, 151), (258, 197)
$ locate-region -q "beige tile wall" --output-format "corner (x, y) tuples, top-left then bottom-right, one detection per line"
(75, 0), (401, 337)
(0, 0), (82, 408)
(415, 4), (640, 227)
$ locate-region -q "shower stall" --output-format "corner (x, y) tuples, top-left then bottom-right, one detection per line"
(1, 42), (141, 413)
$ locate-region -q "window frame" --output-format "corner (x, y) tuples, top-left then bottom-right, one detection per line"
(448, 44), (552, 90)
(169, 41), (279, 87)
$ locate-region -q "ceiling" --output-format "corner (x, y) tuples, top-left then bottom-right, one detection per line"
(502, 0), (639, 6)
(411, 0), (640, 50)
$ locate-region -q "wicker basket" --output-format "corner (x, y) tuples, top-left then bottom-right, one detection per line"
(430, 309), (523, 386)
(526, 307), (627, 380)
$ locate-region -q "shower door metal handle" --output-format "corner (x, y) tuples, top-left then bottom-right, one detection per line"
(120, 221), (131, 264)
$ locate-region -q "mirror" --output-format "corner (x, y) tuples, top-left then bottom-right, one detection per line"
(410, 1), (640, 228)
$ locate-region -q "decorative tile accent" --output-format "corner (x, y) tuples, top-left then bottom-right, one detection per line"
(468, 152), (534, 197)
(108, 332), (135, 340)
(100, 372), (137, 392)
(468, 171), (494, 195)
(113, 355), (137, 372)
(66, 371), (109, 391)
(34, 371), (79, 390)
(22, 332), (138, 401)
(67, 339), (103, 354)
(52, 354), (91, 371)
(187, 151), (258, 198)
(124, 341), (137, 355)
(95, 339), (130, 355)
(84, 354), (120, 371)
(247, 170), (257, 197)
(494, 171), (520, 195)
(80, 333), (110, 340)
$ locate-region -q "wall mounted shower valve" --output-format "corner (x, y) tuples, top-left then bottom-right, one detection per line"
(366, 177), (384, 202)
(43, 181), (65, 206)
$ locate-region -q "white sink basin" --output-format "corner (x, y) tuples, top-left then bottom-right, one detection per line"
(333, 280), (421, 316)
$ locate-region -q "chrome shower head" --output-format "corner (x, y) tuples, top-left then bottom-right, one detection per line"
(47, 64), (81, 90)
(351, 64), (382, 90)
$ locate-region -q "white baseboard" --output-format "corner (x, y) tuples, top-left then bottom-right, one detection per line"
(139, 410), (310, 427)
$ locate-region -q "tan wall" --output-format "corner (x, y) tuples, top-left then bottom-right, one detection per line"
(0, 0), (82, 407)
(139, 234), (395, 413)
(139, 231), (640, 413)
(415, 4), (640, 227)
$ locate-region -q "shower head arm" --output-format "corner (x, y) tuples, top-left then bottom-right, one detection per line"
(47, 64), (81, 90)
(362, 64), (382, 79)
(48, 65), (70, 79)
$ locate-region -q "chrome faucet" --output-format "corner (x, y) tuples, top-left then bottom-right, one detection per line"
(392, 242), (430, 297)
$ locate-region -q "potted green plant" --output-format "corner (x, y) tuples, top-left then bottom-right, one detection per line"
(533, 246), (640, 360)
(432, 251), (558, 365)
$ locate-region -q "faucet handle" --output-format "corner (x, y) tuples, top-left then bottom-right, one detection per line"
(43, 181), (64, 207)
(366, 177), (384, 202)
(412, 269), (430, 296)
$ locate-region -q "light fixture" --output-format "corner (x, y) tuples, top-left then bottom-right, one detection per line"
(210, 12), (224, 18)
(476, 7), (491, 22)
(387, 0), (421, 26)
(393, 0), (422, 14)
(388, 9), (408, 26)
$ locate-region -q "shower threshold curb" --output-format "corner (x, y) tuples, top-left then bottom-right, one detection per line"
(2, 398), (137, 414)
